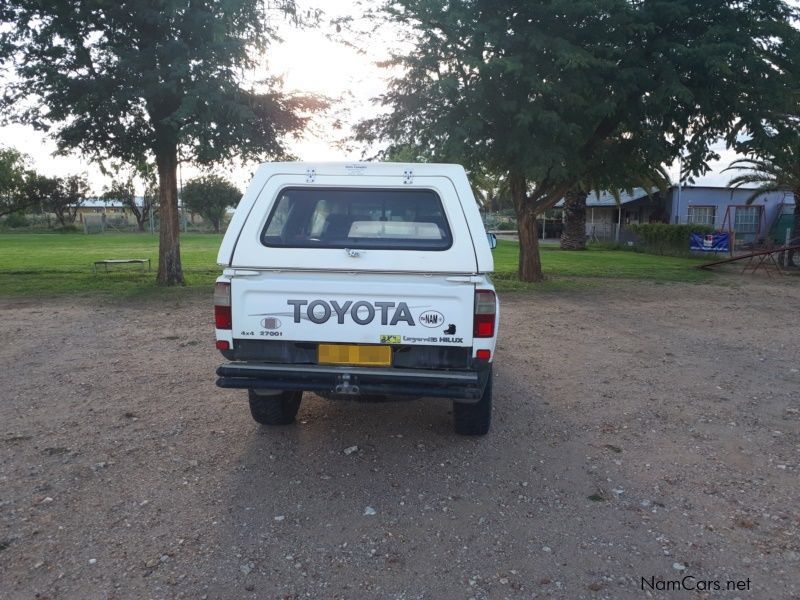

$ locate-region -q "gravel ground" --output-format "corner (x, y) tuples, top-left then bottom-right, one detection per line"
(1, 277), (799, 599)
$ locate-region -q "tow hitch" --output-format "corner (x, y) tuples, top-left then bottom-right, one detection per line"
(334, 373), (360, 395)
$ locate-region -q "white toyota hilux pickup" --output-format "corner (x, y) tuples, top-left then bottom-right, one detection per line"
(214, 162), (499, 435)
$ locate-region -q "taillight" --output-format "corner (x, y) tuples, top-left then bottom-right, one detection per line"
(214, 282), (232, 330)
(473, 290), (496, 338)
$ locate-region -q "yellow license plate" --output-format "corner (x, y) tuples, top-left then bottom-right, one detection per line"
(318, 344), (392, 367)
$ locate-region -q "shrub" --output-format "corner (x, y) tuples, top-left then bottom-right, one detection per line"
(496, 220), (516, 231)
(627, 223), (714, 255)
(3, 213), (30, 228)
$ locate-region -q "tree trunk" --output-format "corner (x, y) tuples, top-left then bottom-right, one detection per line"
(53, 205), (68, 227)
(155, 141), (184, 285)
(510, 172), (543, 282)
(560, 188), (588, 250)
(128, 203), (146, 232)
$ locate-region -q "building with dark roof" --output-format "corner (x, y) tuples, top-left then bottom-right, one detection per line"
(578, 186), (795, 244)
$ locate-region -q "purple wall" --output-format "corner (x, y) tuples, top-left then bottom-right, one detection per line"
(667, 186), (794, 238)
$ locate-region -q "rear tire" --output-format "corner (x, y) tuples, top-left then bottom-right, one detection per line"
(248, 390), (302, 425)
(453, 369), (492, 436)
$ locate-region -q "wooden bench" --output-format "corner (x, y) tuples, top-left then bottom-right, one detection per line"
(93, 259), (151, 274)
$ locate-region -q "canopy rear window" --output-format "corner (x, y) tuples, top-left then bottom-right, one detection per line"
(261, 188), (453, 250)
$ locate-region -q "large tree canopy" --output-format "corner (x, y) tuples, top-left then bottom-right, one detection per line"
(40, 174), (91, 227)
(102, 166), (160, 232)
(726, 35), (800, 254)
(726, 135), (800, 260)
(0, 146), (29, 218)
(0, 0), (323, 284)
(359, 0), (800, 281)
(182, 174), (241, 233)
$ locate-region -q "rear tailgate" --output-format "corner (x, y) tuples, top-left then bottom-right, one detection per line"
(231, 272), (474, 347)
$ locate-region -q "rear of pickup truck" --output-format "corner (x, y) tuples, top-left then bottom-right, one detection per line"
(214, 162), (499, 435)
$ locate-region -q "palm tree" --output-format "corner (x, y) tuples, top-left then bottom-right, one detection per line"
(726, 150), (800, 264)
(560, 165), (672, 250)
(560, 188), (589, 250)
(468, 169), (511, 213)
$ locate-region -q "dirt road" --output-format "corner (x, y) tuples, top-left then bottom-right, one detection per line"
(1, 277), (799, 599)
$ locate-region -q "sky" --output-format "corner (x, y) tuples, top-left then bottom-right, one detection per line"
(0, 2), (777, 194)
(0, 2), (387, 192)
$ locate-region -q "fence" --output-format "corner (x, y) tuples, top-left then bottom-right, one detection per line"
(481, 211), (564, 239)
(2, 211), (232, 234)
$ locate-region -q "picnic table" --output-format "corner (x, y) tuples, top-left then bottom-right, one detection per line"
(93, 258), (151, 274)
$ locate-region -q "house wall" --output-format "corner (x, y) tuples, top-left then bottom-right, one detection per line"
(76, 206), (131, 217)
(584, 202), (666, 239)
(576, 186), (796, 243)
(585, 207), (617, 239)
(667, 187), (793, 233)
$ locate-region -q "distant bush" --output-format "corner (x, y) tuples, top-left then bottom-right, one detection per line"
(3, 213), (30, 228)
(496, 220), (516, 231)
(54, 224), (81, 233)
(627, 223), (714, 255)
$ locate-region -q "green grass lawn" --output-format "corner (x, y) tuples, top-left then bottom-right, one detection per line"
(492, 239), (713, 291)
(0, 233), (712, 298)
(0, 233), (223, 298)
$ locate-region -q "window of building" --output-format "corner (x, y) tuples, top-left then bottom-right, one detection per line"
(734, 206), (760, 234)
(687, 205), (716, 226)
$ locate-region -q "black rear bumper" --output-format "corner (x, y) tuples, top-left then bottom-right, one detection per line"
(216, 362), (489, 402)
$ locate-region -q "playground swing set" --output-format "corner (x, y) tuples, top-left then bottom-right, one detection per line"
(698, 201), (799, 275)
